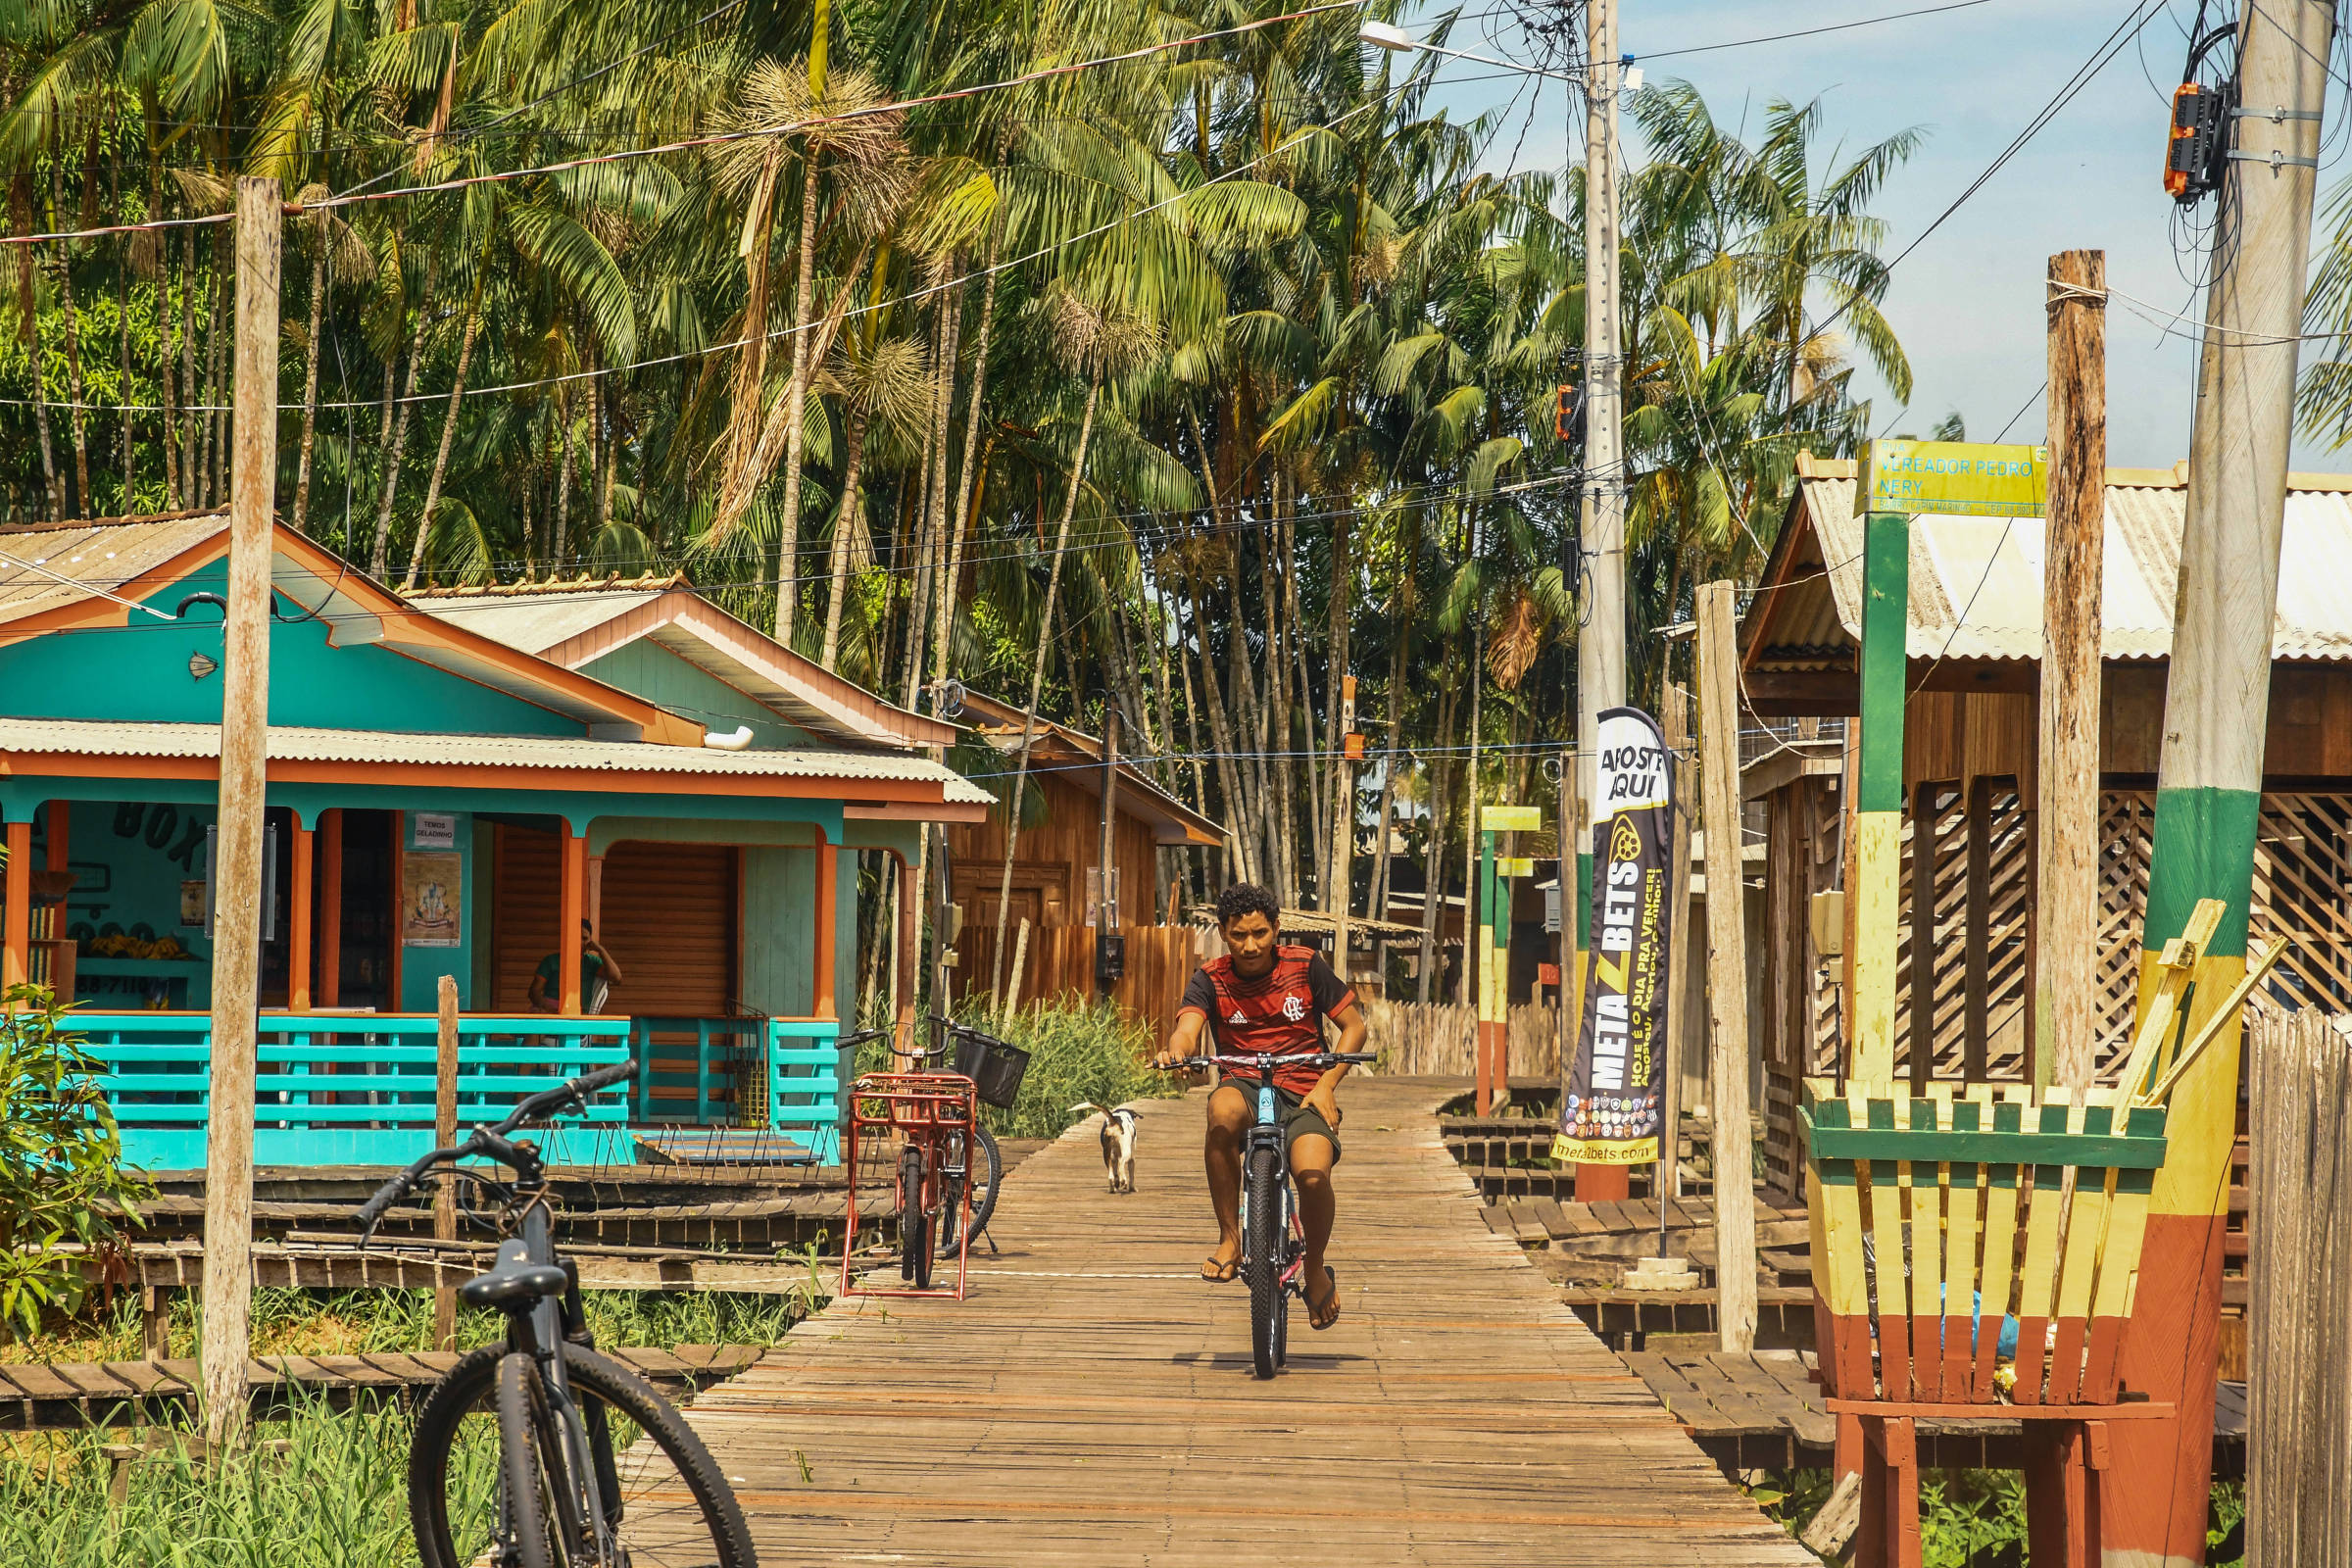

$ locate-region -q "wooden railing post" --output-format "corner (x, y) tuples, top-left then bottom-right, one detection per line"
(1697, 582), (1757, 1352)
(433, 975), (459, 1350)
(2, 817), (30, 999)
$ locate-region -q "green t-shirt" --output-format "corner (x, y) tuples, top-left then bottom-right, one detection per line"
(535, 951), (605, 998)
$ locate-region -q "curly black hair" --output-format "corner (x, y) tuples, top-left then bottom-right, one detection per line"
(1214, 881), (1281, 930)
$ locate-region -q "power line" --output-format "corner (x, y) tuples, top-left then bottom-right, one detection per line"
(1635, 0), (1999, 61)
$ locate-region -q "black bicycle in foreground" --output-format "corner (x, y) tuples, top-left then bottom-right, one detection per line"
(354, 1060), (757, 1568)
(1157, 1050), (1376, 1378)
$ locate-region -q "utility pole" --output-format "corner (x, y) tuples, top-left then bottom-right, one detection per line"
(1696, 582), (1756, 1352)
(1094, 705), (1120, 996)
(1576, 0), (1630, 1202)
(2035, 249), (2106, 1091)
(2112, 4), (2334, 1563)
(201, 175), (279, 1449)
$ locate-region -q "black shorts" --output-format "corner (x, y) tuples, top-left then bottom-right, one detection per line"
(1225, 1079), (1342, 1163)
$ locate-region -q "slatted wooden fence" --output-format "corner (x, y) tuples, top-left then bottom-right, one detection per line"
(1365, 1000), (1562, 1079)
(952, 922), (1199, 1044)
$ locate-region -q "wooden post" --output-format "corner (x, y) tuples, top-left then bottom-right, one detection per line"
(1006, 916), (1032, 1011)
(1908, 781), (1940, 1093)
(1, 818), (28, 998)
(1557, 755), (1578, 1101)
(387, 810), (405, 1008)
(432, 974), (459, 1349)
(2036, 248), (2107, 1091)
(1850, 509), (1909, 1093)
(1697, 583), (1757, 1352)
(1474, 817), (1498, 1114)
(1661, 687), (1694, 1201)
(45, 801), (68, 873)
(201, 175), (279, 1450)
(812, 838), (838, 1019)
(1962, 778), (1991, 1081)
(288, 820), (315, 1012)
(559, 825), (584, 1015)
(891, 850), (917, 1055)
(1097, 705), (1120, 995)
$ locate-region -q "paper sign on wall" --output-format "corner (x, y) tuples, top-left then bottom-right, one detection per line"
(412, 812), (459, 851)
(401, 852), (463, 948)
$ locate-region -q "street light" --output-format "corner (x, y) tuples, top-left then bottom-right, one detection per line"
(1355, 20), (1580, 84)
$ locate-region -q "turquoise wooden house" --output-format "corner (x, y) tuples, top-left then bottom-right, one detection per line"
(0, 514), (986, 1169)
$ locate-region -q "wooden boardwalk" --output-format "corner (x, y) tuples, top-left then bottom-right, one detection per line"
(683, 1077), (1810, 1565)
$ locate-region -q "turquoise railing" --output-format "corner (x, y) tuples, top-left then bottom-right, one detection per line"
(626, 1016), (765, 1126)
(771, 1018), (851, 1163)
(82, 1012), (633, 1169)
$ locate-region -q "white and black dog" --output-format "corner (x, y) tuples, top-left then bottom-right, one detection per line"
(1069, 1102), (1140, 1193)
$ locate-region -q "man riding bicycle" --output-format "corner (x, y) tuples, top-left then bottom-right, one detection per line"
(1155, 882), (1368, 1331)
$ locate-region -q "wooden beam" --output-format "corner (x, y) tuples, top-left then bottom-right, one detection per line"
(2, 818), (30, 999)
(202, 174), (280, 1450)
(288, 821), (315, 1012)
(318, 809), (342, 1008)
(560, 825), (586, 1015)
(1697, 582), (1758, 1353)
(386, 811), (404, 1009)
(812, 839), (838, 1021)
(45, 800), (68, 872)
(2037, 248), (2107, 1091)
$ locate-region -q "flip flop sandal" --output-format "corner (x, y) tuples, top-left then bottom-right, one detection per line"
(1307, 1267), (1342, 1330)
(1200, 1256), (1240, 1283)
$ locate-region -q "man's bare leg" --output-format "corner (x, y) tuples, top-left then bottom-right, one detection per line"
(1293, 1133), (1339, 1324)
(1202, 1084), (1250, 1278)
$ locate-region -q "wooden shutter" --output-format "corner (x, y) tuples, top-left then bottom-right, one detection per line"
(491, 825), (562, 1012)
(597, 841), (737, 1019)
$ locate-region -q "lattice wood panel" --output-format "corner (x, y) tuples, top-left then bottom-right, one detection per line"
(2251, 793), (2352, 1014)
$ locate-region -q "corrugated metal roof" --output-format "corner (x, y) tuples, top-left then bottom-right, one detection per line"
(1769, 470), (2352, 662)
(0, 718), (992, 803)
(0, 514), (227, 624)
(413, 587), (662, 657)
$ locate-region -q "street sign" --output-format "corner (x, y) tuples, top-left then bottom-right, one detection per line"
(1858, 439), (2048, 518)
(1483, 805), (1543, 832)
(1500, 857), (1536, 878)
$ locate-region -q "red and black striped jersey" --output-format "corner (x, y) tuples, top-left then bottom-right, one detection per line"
(1177, 946), (1356, 1095)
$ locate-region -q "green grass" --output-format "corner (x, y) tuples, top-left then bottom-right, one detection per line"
(0, 1394), (488, 1568)
(859, 1001), (1185, 1140)
(1752, 1468), (2247, 1566)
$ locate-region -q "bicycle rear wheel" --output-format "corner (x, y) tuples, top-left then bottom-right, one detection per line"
(411, 1344), (757, 1568)
(940, 1124), (1003, 1257)
(1245, 1144), (1284, 1380)
(901, 1143), (935, 1290)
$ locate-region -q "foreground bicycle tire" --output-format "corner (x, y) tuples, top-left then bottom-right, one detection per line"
(1245, 1144), (1285, 1380)
(410, 1344), (758, 1568)
(900, 1143), (935, 1290)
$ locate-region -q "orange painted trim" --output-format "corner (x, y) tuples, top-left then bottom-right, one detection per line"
(0, 749), (956, 804)
(318, 809), (343, 1008)
(559, 825), (585, 1015)
(45, 800), (68, 870)
(0, 522), (232, 646)
(844, 801), (991, 823)
(2, 819), (29, 999)
(289, 821), (315, 1011)
(812, 839), (838, 1021)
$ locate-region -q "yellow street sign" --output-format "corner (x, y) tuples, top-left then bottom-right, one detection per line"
(1499, 857), (1535, 878)
(1483, 805), (1542, 832)
(1858, 439), (2047, 518)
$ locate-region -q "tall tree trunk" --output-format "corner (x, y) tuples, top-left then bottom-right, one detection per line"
(404, 253), (490, 588)
(1459, 573), (1483, 1007)
(1261, 510), (1295, 909)
(1281, 485), (1325, 903)
(989, 376), (1102, 1000)
(292, 230), (328, 532)
(155, 164), (179, 510)
(1373, 619), (1408, 921)
(925, 272), (966, 690)
(1185, 555), (1254, 883)
(53, 172), (90, 516)
(1418, 651), (1461, 1004)
(1323, 499), (1354, 904)
(771, 148), (823, 646)
(178, 223), (198, 500)
(595, 353), (615, 532)
(368, 268), (435, 577)
(553, 389), (573, 566)
(820, 405), (867, 669)
(937, 214), (1004, 690)
(14, 176), (59, 520)
(202, 240), (224, 505)
(113, 156), (130, 511)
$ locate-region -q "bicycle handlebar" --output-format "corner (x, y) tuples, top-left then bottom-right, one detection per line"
(351, 1058), (639, 1233)
(1154, 1051), (1377, 1071)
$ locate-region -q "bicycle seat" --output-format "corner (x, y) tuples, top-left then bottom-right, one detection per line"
(459, 1240), (570, 1309)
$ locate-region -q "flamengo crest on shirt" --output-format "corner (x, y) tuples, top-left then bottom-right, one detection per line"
(1555, 707), (1676, 1167)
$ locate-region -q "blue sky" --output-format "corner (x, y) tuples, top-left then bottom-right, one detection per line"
(1402, 0), (2347, 470)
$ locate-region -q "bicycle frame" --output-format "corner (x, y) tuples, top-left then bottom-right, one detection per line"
(840, 1071), (977, 1299)
(1234, 1063), (1304, 1292)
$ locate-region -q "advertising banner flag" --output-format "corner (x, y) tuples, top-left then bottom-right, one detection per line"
(1553, 707), (1676, 1166)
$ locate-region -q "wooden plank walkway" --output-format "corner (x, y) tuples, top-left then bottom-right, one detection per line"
(682, 1076), (1811, 1565)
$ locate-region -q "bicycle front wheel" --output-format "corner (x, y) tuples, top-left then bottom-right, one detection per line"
(1245, 1144), (1284, 1380)
(411, 1344), (758, 1568)
(900, 1143), (935, 1290)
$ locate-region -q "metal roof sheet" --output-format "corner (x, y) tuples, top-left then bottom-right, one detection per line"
(0, 718), (992, 803)
(1767, 471), (2352, 662)
(0, 514), (227, 624)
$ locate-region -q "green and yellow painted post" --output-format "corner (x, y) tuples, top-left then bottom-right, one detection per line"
(1478, 805), (1541, 1111)
(1849, 510), (1909, 1092)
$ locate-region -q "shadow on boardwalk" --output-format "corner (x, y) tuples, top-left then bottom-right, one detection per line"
(681, 1076), (1814, 1566)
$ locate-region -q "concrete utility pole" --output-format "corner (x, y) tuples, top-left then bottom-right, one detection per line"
(2034, 249), (2106, 1091)
(1576, 0), (1630, 1201)
(201, 175), (280, 1449)
(1329, 674), (1357, 984)
(1695, 583), (1756, 1352)
(2113, 6), (2334, 1564)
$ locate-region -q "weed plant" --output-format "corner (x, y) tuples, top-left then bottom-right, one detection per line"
(1753, 1468), (2247, 1567)
(858, 1001), (1184, 1139)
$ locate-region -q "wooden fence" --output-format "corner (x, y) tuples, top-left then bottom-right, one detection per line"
(2247, 1010), (2352, 1567)
(1364, 1000), (1563, 1080)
